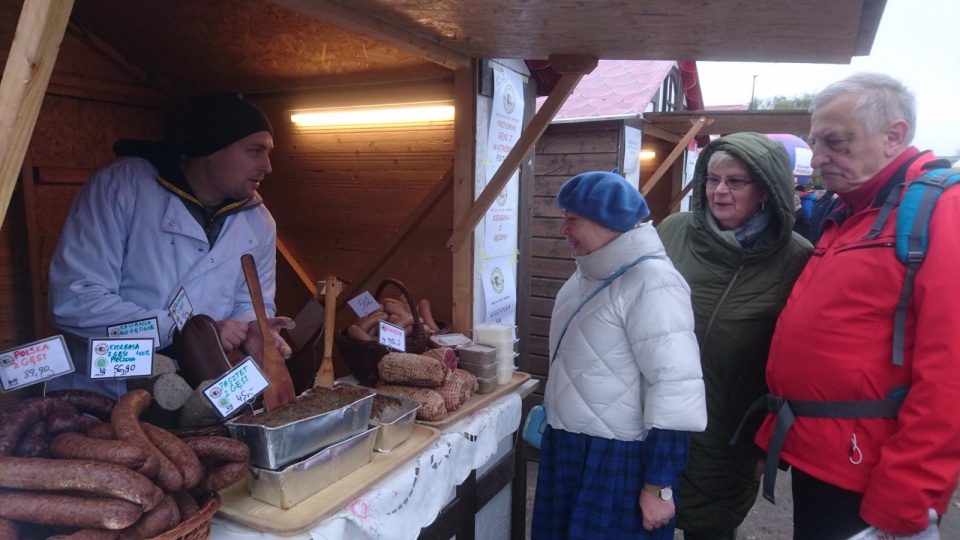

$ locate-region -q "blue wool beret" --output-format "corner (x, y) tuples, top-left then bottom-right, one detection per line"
(556, 171), (649, 232)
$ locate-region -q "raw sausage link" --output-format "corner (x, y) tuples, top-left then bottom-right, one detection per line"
(0, 456), (163, 511)
(139, 422), (203, 490)
(183, 436), (250, 463)
(199, 461), (248, 493)
(46, 412), (104, 435)
(50, 432), (148, 469)
(0, 489), (142, 530)
(110, 390), (183, 492)
(0, 397), (77, 456)
(47, 390), (117, 421)
(118, 493), (179, 540)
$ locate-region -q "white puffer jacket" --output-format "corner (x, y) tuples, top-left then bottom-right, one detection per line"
(545, 224), (707, 441)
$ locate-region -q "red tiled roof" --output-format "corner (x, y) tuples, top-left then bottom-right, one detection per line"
(536, 60), (676, 121)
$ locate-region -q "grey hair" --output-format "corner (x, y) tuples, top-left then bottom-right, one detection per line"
(707, 150), (754, 179)
(810, 72), (916, 145)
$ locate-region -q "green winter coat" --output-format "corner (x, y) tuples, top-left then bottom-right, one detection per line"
(657, 132), (813, 534)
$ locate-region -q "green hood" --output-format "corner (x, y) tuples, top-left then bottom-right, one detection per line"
(690, 132), (797, 254)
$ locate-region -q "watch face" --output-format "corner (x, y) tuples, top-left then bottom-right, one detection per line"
(660, 486), (673, 501)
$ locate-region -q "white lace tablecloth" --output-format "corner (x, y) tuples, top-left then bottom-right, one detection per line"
(209, 391), (523, 540)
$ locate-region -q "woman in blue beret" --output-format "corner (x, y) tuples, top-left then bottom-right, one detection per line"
(657, 133), (813, 540)
(531, 171), (707, 539)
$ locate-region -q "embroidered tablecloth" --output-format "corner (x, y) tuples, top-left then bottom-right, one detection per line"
(209, 391), (523, 539)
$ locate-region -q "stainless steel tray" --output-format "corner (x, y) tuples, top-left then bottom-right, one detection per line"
(246, 425), (379, 509)
(369, 392), (420, 453)
(226, 385), (375, 470)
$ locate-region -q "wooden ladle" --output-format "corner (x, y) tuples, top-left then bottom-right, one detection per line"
(313, 276), (342, 388)
(240, 254), (296, 410)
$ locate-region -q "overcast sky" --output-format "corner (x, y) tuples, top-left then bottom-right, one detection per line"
(695, 0), (960, 157)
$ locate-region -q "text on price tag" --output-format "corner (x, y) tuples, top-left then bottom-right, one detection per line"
(0, 336), (74, 392)
(203, 357), (270, 417)
(378, 320), (406, 352)
(89, 338), (154, 379)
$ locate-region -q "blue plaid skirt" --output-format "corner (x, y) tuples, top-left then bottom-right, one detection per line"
(531, 425), (684, 540)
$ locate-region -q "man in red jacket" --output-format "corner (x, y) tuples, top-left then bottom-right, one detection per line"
(753, 72), (960, 539)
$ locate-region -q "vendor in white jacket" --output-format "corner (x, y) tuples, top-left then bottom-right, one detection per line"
(531, 171), (707, 540)
(47, 92), (293, 398)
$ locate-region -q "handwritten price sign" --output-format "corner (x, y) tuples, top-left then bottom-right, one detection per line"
(378, 320), (406, 352)
(203, 358), (270, 417)
(0, 336), (74, 392)
(347, 291), (380, 318)
(89, 338), (154, 380)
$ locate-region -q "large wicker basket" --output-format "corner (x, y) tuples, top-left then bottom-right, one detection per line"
(150, 493), (221, 540)
(334, 277), (449, 386)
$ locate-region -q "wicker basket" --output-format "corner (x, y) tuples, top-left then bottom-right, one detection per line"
(150, 493), (221, 540)
(335, 277), (450, 386)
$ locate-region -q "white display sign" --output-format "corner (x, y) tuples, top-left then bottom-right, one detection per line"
(168, 287), (193, 332)
(483, 65), (524, 259)
(481, 257), (516, 324)
(107, 317), (161, 348)
(378, 320), (406, 352)
(88, 338), (154, 379)
(0, 336), (74, 392)
(348, 291), (380, 318)
(204, 357), (270, 417)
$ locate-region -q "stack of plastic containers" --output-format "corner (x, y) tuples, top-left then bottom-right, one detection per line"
(473, 323), (517, 385)
(456, 343), (499, 393)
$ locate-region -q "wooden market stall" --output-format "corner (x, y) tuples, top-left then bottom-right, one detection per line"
(0, 0), (886, 537)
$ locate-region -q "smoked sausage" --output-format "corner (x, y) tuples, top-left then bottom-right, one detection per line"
(110, 390), (183, 492)
(0, 397), (77, 456)
(183, 436), (250, 463)
(46, 412), (104, 435)
(118, 493), (179, 540)
(50, 432), (148, 469)
(46, 390), (117, 421)
(140, 422), (204, 490)
(199, 461), (248, 493)
(0, 457), (163, 511)
(0, 490), (143, 530)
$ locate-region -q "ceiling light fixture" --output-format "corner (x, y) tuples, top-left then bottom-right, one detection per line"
(639, 150), (657, 160)
(290, 102), (455, 127)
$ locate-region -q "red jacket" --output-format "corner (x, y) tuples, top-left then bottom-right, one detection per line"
(755, 148), (960, 534)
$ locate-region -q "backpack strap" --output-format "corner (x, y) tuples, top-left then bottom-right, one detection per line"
(890, 169), (960, 366)
(734, 391), (905, 504)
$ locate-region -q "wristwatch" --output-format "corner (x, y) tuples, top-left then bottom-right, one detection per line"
(643, 484), (673, 501)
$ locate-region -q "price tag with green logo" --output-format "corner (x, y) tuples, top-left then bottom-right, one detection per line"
(203, 357), (269, 417)
(88, 338), (154, 379)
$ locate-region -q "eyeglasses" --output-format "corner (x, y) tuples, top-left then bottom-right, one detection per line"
(705, 175), (754, 191)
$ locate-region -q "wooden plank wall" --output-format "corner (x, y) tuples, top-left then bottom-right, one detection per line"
(254, 97), (456, 349)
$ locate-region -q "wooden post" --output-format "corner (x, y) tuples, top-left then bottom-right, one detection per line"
(0, 0), (74, 230)
(445, 54), (598, 252)
(639, 116), (712, 197)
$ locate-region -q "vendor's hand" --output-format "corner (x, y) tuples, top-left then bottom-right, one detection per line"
(216, 318), (249, 353)
(639, 489), (675, 531)
(243, 317), (296, 360)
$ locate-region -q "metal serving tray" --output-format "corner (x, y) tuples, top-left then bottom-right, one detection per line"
(246, 425), (380, 509)
(369, 392), (420, 453)
(226, 385), (375, 470)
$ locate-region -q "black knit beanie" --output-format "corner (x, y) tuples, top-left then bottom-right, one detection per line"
(182, 92), (273, 157)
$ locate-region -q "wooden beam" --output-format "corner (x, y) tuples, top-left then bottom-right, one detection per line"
(451, 62), (477, 337)
(638, 117), (683, 143)
(337, 167), (454, 311)
(640, 116), (711, 197)
(267, 0), (472, 70)
(0, 0), (74, 230)
(667, 181), (695, 213)
(446, 54), (598, 252)
(277, 238), (317, 298)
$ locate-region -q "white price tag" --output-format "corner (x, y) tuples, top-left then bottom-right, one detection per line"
(0, 336), (74, 392)
(168, 288), (193, 332)
(378, 320), (406, 352)
(203, 357), (270, 417)
(88, 338), (154, 379)
(348, 291), (380, 318)
(107, 317), (161, 348)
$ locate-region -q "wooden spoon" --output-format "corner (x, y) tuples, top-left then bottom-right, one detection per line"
(313, 276), (342, 388)
(240, 254), (296, 410)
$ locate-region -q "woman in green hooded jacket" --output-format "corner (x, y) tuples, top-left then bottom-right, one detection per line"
(657, 132), (812, 539)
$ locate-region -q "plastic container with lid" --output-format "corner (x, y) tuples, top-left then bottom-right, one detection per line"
(473, 323), (516, 346)
(475, 374), (498, 394)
